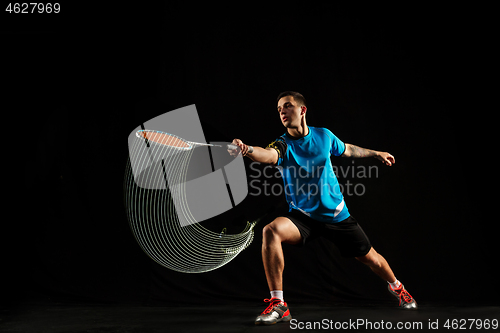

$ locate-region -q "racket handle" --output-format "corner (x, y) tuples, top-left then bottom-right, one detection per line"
(227, 144), (254, 153)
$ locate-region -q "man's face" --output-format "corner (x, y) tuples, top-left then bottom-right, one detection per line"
(277, 96), (305, 128)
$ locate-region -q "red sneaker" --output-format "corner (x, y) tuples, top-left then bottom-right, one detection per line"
(388, 284), (418, 309)
(254, 297), (292, 325)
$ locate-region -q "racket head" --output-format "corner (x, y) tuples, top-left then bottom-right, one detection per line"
(136, 129), (192, 150)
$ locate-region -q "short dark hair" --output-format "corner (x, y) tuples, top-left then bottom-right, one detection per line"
(277, 91), (307, 107)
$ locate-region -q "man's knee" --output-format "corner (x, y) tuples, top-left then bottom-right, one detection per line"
(263, 217), (302, 245)
(262, 223), (280, 243)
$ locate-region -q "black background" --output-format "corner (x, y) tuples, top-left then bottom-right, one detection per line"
(3, 2), (496, 309)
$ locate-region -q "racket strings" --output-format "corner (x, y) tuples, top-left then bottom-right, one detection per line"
(124, 132), (255, 273)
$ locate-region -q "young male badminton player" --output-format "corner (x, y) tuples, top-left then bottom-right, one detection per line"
(231, 91), (417, 326)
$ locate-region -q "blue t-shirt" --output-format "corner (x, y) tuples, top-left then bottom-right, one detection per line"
(267, 126), (350, 223)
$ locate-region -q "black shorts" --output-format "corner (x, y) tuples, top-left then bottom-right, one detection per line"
(282, 209), (372, 258)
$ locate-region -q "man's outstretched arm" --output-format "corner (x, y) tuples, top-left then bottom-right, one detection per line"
(231, 139), (279, 165)
(342, 143), (395, 166)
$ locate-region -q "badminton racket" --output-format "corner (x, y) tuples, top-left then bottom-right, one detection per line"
(136, 129), (254, 153)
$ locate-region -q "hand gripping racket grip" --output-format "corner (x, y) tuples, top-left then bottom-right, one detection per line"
(227, 144), (254, 153)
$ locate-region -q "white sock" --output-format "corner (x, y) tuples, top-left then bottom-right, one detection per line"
(389, 279), (402, 290)
(270, 290), (284, 301)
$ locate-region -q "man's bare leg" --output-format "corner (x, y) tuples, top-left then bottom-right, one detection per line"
(255, 217), (302, 325)
(356, 247), (418, 309)
(261, 217), (302, 292)
(355, 247), (396, 283)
